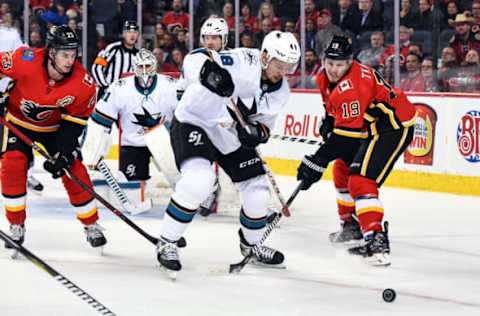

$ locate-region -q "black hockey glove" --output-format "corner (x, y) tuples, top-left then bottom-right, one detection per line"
(297, 155), (326, 190)
(319, 115), (334, 140)
(199, 59), (234, 97)
(236, 120), (270, 149)
(43, 150), (77, 179)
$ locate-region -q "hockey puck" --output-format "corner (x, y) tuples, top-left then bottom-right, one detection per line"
(382, 289), (396, 302)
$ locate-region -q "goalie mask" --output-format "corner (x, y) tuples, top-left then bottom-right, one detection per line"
(133, 48), (157, 89)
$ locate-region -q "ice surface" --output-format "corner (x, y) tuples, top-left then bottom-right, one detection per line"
(1, 164), (479, 316)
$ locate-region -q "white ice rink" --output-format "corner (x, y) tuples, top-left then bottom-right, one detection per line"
(1, 165), (480, 316)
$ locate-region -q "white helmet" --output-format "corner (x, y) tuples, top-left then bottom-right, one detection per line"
(261, 31), (300, 74)
(133, 48), (157, 89)
(200, 17), (229, 50)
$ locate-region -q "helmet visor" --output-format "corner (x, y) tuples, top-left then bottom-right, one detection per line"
(270, 58), (298, 75)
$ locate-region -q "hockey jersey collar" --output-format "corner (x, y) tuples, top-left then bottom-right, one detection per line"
(260, 77), (283, 93)
(134, 75), (158, 96)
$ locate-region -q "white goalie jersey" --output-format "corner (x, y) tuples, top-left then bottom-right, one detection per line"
(82, 73), (178, 166)
(174, 48), (291, 154)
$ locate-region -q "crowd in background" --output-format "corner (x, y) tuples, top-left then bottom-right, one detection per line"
(1, 0), (479, 92)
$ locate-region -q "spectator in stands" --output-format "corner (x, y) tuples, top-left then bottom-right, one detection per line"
(438, 46), (459, 91)
(29, 30), (44, 47)
(442, 0), (461, 30)
(162, 0), (189, 33)
(241, 2), (258, 33)
(153, 47), (176, 72)
(153, 23), (167, 49)
(400, 0), (420, 29)
(176, 28), (188, 52)
(166, 47), (184, 72)
(315, 9), (343, 57)
(446, 48), (480, 92)
(258, 2), (282, 30)
(222, 1), (235, 30)
(409, 42), (424, 58)
(284, 18), (296, 33)
(305, 18), (317, 50)
(30, 0), (53, 11)
(296, 0), (320, 29)
(227, 17), (246, 48)
(358, 0), (383, 34)
(117, 0), (137, 24)
(161, 32), (176, 61)
(421, 57), (441, 92)
(417, 0), (440, 31)
(400, 52), (426, 92)
(471, 1), (480, 24)
(290, 48), (322, 88)
(331, 0), (361, 36)
(253, 17), (273, 48)
(240, 31), (255, 48)
(356, 31), (385, 69)
(379, 25), (412, 80)
(448, 13), (480, 64)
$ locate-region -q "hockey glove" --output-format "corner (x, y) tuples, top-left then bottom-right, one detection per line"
(200, 59), (234, 97)
(319, 115), (334, 140)
(236, 120), (270, 149)
(297, 155), (326, 190)
(43, 150), (77, 179)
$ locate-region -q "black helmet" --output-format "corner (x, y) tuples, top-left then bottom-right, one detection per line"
(46, 25), (79, 51)
(324, 35), (353, 60)
(123, 20), (139, 31)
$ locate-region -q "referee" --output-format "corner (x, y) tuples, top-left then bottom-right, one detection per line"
(91, 20), (139, 99)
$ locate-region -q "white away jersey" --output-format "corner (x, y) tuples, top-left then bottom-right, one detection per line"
(175, 48), (291, 154)
(93, 74), (178, 147)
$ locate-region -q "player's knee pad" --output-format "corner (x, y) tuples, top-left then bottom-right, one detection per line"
(172, 158), (217, 209)
(1, 150), (28, 196)
(348, 174), (378, 199)
(333, 159), (350, 189)
(236, 175), (271, 219)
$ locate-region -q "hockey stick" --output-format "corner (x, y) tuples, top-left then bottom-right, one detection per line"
(0, 117), (186, 248)
(229, 97), (291, 217)
(96, 158), (149, 215)
(271, 134), (324, 146)
(229, 181), (303, 273)
(0, 230), (116, 315)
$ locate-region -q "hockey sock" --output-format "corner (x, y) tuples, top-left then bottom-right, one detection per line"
(2, 150), (28, 225)
(336, 189), (355, 222)
(355, 196), (384, 234)
(239, 208), (267, 245)
(161, 198), (197, 241)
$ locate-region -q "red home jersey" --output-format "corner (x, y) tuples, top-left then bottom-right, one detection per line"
(316, 61), (416, 138)
(0, 47), (96, 132)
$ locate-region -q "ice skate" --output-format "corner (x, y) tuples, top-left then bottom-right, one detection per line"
(84, 223), (107, 252)
(198, 182), (220, 217)
(27, 175), (44, 196)
(348, 222), (391, 266)
(157, 236), (181, 280)
(239, 229), (285, 269)
(5, 224), (25, 259)
(329, 218), (363, 247)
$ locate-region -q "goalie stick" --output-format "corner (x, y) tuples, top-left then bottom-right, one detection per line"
(228, 97), (291, 217)
(229, 181), (303, 274)
(0, 116), (186, 248)
(96, 158), (150, 215)
(0, 230), (116, 315)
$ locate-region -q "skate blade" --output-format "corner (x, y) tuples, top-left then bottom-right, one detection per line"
(10, 250), (21, 260)
(365, 253), (391, 267)
(158, 264), (178, 280)
(249, 259), (286, 269)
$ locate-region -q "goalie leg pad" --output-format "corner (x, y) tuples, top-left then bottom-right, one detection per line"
(82, 119), (112, 168)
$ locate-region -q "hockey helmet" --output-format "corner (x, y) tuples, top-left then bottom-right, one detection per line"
(324, 35), (353, 60)
(46, 25), (79, 51)
(123, 20), (139, 31)
(133, 48), (157, 89)
(200, 17), (229, 50)
(261, 31), (300, 74)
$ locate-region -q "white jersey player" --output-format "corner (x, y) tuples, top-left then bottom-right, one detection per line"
(155, 31), (300, 277)
(82, 49), (177, 204)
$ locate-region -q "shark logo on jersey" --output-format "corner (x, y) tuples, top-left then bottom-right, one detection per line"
(243, 50), (258, 66)
(20, 99), (56, 122)
(132, 107), (164, 129)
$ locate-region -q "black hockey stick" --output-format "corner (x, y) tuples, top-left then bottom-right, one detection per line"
(0, 117), (186, 248)
(270, 134), (325, 146)
(0, 230), (116, 315)
(229, 181), (303, 273)
(228, 98), (291, 217)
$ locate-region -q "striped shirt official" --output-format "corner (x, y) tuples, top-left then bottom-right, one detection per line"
(91, 41), (138, 89)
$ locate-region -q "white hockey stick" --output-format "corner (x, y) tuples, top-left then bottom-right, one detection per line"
(229, 97), (291, 217)
(96, 158), (150, 215)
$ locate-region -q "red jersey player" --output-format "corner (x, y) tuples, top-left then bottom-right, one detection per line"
(0, 25), (107, 249)
(297, 35), (416, 266)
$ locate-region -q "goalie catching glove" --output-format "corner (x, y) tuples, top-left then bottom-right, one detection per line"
(44, 149), (78, 179)
(297, 155), (326, 190)
(199, 59), (234, 97)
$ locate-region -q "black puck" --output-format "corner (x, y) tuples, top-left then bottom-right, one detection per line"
(382, 288), (396, 302)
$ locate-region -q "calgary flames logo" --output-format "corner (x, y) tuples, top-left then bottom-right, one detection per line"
(20, 99), (56, 122)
